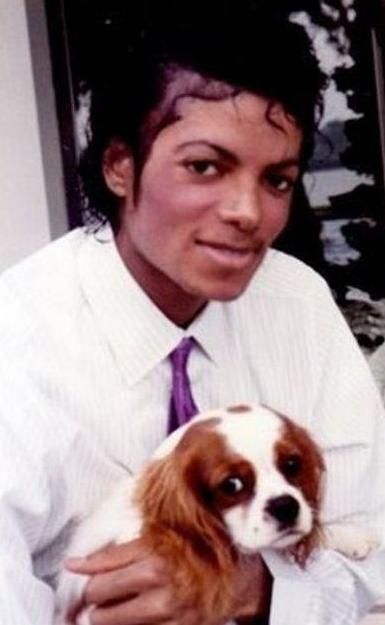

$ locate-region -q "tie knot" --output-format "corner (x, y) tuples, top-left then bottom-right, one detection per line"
(169, 337), (195, 371)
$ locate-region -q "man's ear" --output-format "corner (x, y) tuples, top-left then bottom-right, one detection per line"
(102, 140), (133, 199)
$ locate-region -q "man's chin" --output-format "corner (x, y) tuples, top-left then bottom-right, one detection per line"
(205, 271), (261, 302)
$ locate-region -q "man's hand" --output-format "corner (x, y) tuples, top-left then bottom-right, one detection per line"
(66, 538), (200, 625)
(66, 538), (272, 625)
(233, 555), (272, 625)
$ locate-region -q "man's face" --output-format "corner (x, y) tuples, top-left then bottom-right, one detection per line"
(111, 89), (302, 325)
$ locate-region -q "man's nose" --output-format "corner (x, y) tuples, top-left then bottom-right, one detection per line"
(219, 186), (261, 232)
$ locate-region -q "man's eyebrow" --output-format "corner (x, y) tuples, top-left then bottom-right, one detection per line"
(269, 158), (300, 169)
(177, 141), (301, 169)
(176, 141), (238, 162)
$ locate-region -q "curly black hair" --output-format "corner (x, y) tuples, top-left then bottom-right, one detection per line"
(78, 0), (326, 227)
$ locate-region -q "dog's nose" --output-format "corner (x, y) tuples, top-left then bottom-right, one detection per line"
(266, 495), (300, 527)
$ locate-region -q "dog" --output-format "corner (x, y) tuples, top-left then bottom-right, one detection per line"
(55, 404), (378, 624)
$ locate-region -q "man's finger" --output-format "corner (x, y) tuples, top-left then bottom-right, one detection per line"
(90, 588), (174, 625)
(84, 557), (169, 605)
(65, 538), (150, 574)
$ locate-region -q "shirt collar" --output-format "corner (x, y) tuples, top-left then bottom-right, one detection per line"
(188, 300), (229, 364)
(77, 227), (226, 386)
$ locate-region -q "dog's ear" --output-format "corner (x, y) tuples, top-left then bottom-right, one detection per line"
(291, 516), (324, 566)
(133, 428), (237, 619)
(283, 420), (325, 566)
(134, 447), (231, 563)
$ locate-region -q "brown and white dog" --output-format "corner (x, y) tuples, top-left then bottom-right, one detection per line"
(55, 404), (377, 625)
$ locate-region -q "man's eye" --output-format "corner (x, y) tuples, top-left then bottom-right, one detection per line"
(266, 174), (295, 193)
(186, 160), (219, 177)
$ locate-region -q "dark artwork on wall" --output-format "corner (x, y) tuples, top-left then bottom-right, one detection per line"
(276, 0), (385, 354)
(45, 0), (385, 353)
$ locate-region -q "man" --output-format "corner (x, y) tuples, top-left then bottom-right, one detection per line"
(0, 2), (384, 624)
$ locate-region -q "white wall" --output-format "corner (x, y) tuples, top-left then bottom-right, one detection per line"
(0, 0), (68, 272)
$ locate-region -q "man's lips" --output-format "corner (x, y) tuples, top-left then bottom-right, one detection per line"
(196, 240), (259, 268)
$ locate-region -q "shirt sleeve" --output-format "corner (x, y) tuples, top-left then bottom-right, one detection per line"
(0, 350), (75, 625)
(264, 282), (385, 625)
(0, 419), (56, 624)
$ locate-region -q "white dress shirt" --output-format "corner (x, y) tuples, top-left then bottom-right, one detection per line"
(0, 225), (384, 625)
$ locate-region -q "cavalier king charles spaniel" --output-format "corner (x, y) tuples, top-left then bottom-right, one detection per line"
(55, 404), (377, 625)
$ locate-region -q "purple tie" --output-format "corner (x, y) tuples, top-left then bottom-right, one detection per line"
(168, 337), (199, 433)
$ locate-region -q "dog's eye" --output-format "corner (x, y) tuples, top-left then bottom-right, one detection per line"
(280, 454), (302, 477)
(218, 476), (245, 495)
